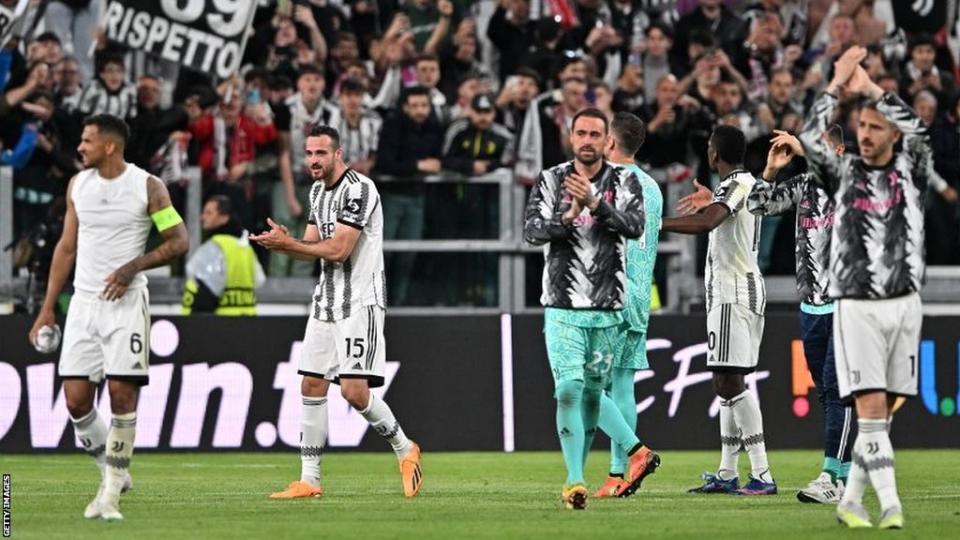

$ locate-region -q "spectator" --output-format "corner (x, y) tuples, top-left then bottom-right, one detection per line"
(917, 91), (960, 264)
(128, 75), (188, 173)
(53, 56), (83, 112)
(376, 86), (445, 305)
(448, 71), (482, 120)
(439, 89), (514, 291)
(414, 53), (451, 124)
(672, 0), (748, 71)
(271, 64), (337, 276)
(186, 92), (277, 228)
(329, 78), (382, 176)
(515, 76), (587, 183)
(76, 53), (138, 121)
(326, 32), (361, 95)
(487, 0), (536, 81)
(439, 34), (486, 104)
(404, 0), (457, 55)
(639, 22), (679, 104)
(523, 18), (566, 88)
(638, 74), (702, 170)
(900, 34), (955, 108)
(756, 68), (802, 134)
(0, 121), (38, 169)
(44, 1), (96, 79)
(613, 62), (645, 113)
(182, 195), (265, 315)
(13, 91), (77, 236)
(591, 79), (615, 120)
(494, 67), (540, 135)
(442, 92), (515, 177)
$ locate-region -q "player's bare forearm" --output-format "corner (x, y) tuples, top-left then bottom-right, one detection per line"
(129, 223), (189, 273)
(40, 242), (76, 314)
(661, 204), (728, 234)
(282, 237), (350, 263)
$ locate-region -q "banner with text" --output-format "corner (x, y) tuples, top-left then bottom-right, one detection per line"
(103, 0), (257, 80)
(0, 314), (957, 452)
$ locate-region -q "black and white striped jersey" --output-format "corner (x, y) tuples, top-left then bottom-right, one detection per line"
(523, 160), (645, 311)
(77, 80), (138, 120)
(706, 170), (766, 315)
(328, 108), (382, 164)
(283, 94), (338, 178)
(800, 92), (928, 300)
(747, 172), (834, 307)
(307, 169), (386, 322)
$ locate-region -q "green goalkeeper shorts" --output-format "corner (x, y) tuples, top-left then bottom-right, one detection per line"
(543, 317), (620, 392)
(614, 328), (649, 371)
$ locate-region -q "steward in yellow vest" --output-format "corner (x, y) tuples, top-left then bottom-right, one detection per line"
(182, 196), (264, 315)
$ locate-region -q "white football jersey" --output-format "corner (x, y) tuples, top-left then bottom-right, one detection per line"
(71, 163), (153, 295)
(308, 168), (386, 322)
(705, 169), (766, 315)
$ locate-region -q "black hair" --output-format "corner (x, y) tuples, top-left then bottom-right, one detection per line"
(645, 21), (674, 41)
(35, 31), (61, 45)
(571, 107), (608, 134)
(267, 75), (293, 91)
(689, 29), (715, 48)
(340, 77), (366, 95)
(207, 194), (232, 216)
(297, 63), (324, 79)
(308, 124), (341, 148)
(401, 85), (431, 105)
(83, 114), (130, 146)
(909, 33), (936, 53)
(244, 68), (270, 84)
(710, 124), (745, 165)
(611, 112), (646, 155)
(514, 66), (542, 88)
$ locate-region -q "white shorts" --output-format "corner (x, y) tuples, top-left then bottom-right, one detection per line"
(706, 304), (764, 372)
(59, 289), (151, 384)
(834, 293), (922, 399)
(299, 305), (386, 388)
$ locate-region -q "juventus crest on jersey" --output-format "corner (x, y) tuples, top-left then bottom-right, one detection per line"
(706, 170), (766, 315)
(307, 169), (386, 322)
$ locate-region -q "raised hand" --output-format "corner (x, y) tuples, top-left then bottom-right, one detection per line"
(676, 179), (712, 215)
(828, 45), (867, 94)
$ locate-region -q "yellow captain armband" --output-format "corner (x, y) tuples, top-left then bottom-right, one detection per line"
(151, 206), (184, 232)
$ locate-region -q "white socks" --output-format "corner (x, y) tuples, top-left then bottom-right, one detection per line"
(71, 409), (108, 477)
(844, 418), (901, 512)
(103, 412), (136, 504)
(300, 396), (328, 487)
(729, 390), (772, 483)
(360, 393), (413, 459)
(718, 398), (740, 480)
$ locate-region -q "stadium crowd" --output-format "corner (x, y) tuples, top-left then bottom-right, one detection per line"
(3, 0), (960, 307)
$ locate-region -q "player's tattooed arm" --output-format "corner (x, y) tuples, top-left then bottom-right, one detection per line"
(102, 177), (189, 301)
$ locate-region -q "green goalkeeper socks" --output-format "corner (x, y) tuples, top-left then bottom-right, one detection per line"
(599, 368), (640, 475)
(555, 380), (586, 485)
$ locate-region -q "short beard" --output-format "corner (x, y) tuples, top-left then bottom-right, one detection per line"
(575, 152), (601, 166)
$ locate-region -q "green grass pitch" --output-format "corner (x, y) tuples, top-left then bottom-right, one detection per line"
(2, 450), (957, 539)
